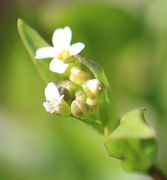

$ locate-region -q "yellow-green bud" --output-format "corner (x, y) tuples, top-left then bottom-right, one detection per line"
(86, 97), (97, 107)
(71, 100), (88, 118)
(58, 87), (71, 102)
(82, 79), (103, 98)
(54, 100), (71, 116)
(75, 91), (87, 103)
(58, 80), (77, 93)
(69, 66), (90, 85)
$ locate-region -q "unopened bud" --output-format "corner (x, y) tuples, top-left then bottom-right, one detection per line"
(69, 66), (90, 85)
(54, 100), (71, 116)
(75, 91), (87, 103)
(71, 100), (88, 118)
(58, 80), (77, 93)
(58, 87), (71, 102)
(86, 97), (97, 107)
(82, 79), (103, 98)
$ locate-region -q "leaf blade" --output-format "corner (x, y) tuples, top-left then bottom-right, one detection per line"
(17, 19), (58, 83)
(105, 108), (157, 172)
(76, 55), (118, 132)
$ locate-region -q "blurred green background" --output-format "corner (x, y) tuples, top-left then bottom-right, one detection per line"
(0, 0), (167, 179)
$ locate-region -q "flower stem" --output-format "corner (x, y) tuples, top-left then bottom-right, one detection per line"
(148, 166), (167, 180)
(104, 126), (110, 139)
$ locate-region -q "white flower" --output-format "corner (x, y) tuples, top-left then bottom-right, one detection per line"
(43, 82), (64, 113)
(35, 26), (85, 74)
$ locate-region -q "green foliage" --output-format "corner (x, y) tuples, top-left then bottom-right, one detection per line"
(17, 19), (60, 83)
(76, 55), (118, 132)
(105, 108), (157, 172)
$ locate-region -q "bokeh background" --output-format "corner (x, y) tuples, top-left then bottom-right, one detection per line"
(0, 0), (167, 179)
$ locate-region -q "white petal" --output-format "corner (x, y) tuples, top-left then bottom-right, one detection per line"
(50, 58), (69, 74)
(45, 82), (60, 101)
(43, 102), (52, 112)
(69, 42), (85, 55)
(51, 95), (64, 113)
(87, 79), (100, 90)
(52, 26), (72, 51)
(55, 95), (64, 107)
(35, 47), (56, 59)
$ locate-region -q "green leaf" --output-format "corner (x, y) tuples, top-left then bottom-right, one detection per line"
(17, 19), (59, 83)
(75, 55), (118, 133)
(105, 108), (157, 172)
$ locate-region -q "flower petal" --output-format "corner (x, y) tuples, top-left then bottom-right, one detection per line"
(50, 58), (69, 74)
(51, 95), (64, 113)
(52, 26), (72, 51)
(45, 82), (60, 101)
(43, 102), (53, 112)
(87, 79), (101, 90)
(35, 47), (56, 59)
(69, 42), (85, 55)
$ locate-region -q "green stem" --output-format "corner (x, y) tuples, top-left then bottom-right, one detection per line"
(148, 166), (167, 180)
(104, 126), (110, 139)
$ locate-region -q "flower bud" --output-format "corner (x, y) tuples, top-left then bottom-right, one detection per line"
(86, 97), (97, 107)
(71, 100), (88, 118)
(55, 100), (71, 116)
(75, 91), (87, 103)
(58, 87), (71, 102)
(69, 66), (90, 85)
(58, 80), (77, 94)
(82, 79), (103, 98)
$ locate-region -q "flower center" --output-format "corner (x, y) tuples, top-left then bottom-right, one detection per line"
(57, 50), (70, 61)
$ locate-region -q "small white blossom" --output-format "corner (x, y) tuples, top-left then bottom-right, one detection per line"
(43, 82), (64, 113)
(35, 26), (85, 74)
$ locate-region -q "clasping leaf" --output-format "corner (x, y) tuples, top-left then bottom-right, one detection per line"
(105, 108), (157, 172)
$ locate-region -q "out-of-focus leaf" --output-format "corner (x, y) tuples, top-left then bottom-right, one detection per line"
(17, 19), (59, 83)
(40, 4), (143, 56)
(105, 108), (157, 172)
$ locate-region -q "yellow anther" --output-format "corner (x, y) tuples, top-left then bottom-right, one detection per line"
(57, 50), (70, 60)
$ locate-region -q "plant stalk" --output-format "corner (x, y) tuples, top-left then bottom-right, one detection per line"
(148, 166), (167, 180)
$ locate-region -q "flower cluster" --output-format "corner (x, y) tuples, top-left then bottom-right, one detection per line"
(35, 26), (103, 118)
